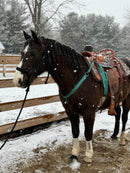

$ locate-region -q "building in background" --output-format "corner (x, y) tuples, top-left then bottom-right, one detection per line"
(0, 41), (5, 55)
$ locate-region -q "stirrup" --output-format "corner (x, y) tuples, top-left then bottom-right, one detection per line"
(108, 101), (116, 116)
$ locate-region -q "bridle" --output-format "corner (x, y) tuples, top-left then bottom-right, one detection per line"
(16, 66), (28, 75)
(16, 45), (51, 84)
(16, 54), (46, 76)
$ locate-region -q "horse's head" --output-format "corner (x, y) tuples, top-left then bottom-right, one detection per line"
(14, 31), (47, 88)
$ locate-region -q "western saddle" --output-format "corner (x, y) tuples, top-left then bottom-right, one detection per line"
(82, 46), (129, 116)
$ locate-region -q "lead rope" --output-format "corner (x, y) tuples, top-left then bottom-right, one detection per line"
(0, 85), (30, 150)
(45, 71), (49, 84)
(44, 51), (50, 84)
(0, 48), (50, 149)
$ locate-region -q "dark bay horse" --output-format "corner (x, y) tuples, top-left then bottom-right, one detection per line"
(111, 58), (130, 145)
(13, 31), (130, 163)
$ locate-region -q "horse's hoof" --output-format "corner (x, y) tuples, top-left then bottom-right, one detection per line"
(84, 156), (92, 164)
(111, 134), (117, 139)
(119, 140), (127, 146)
(70, 155), (78, 161)
(119, 144), (127, 149)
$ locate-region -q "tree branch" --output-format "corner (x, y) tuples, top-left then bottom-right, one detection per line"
(44, 0), (72, 24)
(24, 0), (34, 17)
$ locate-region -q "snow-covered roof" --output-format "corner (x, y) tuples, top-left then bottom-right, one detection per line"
(0, 41), (5, 49)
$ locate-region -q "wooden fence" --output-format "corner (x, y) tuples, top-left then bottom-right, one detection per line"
(0, 55), (67, 135)
(0, 55), (20, 76)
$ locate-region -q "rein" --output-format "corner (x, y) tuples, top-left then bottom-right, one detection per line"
(0, 85), (30, 150)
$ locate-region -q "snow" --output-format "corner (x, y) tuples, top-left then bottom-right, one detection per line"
(0, 76), (130, 172)
(73, 70), (77, 73)
(0, 42), (5, 50)
(0, 111), (129, 172)
(0, 83), (59, 103)
(70, 159), (81, 170)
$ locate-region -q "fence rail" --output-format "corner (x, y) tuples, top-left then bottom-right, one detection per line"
(0, 112), (67, 135)
(0, 55), (66, 135)
(0, 55), (20, 64)
(0, 55), (20, 76)
(0, 76), (55, 88)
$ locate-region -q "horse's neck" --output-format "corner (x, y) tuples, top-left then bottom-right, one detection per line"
(49, 56), (74, 93)
(47, 47), (88, 95)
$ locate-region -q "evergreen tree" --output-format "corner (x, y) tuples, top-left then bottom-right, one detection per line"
(118, 23), (130, 58)
(60, 12), (86, 52)
(0, 1), (6, 45)
(59, 13), (121, 54)
(0, 0), (29, 54)
(84, 14), (120, 52)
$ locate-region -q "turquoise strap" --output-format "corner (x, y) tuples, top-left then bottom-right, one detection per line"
(61, 61), (94, 103)
(98, 63), (108, 95)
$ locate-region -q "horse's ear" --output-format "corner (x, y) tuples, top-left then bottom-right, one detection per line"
(23, 31), (31, 40)
(31, 30), (39, 43)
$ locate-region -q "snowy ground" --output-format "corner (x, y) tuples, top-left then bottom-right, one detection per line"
(0, 75), (130, 172)
(0, 111), (130, 173)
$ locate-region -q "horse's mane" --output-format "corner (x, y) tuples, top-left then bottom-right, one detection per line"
(42, 37), (87, 71)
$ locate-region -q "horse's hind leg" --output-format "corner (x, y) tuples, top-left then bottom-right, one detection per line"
(120, 99), (129, 146)
(111, 105), (121, 139)
(67, 111), (80, 160)
(83, 110), (95, 163)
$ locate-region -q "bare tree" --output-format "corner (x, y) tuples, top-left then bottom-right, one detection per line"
(23, 0), (85, 35)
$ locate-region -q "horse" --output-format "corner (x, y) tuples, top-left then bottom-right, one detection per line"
(111, 94), (130, 145)
(13, 31), (130, 163)
(111, 58), (130, 145)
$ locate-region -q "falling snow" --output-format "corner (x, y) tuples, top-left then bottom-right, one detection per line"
(73, 70), (77, 73)
(78, 102), (82, 106)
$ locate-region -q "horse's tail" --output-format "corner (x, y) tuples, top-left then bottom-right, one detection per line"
(120, 57), (130, 81)
(120, 57), (130, 69)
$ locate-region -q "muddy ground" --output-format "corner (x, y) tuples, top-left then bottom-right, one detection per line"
(15, 130), (130, 173)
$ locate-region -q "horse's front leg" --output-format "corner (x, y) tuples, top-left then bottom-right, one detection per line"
(67, 111), (80, 160)
(83, 110), (95, 163)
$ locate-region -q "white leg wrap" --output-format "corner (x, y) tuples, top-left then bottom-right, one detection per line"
(120, 131), (126, 146)
(84, 140), (93, 163)
(72, 138), (80, 156)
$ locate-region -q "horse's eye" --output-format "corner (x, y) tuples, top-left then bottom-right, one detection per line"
(27, 52), (34, 57)
(27, 52), (30, 56)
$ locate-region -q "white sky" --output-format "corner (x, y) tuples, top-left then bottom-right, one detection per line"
(75, 0), (130, 27)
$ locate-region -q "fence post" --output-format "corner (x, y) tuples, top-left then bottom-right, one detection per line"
(3, 64), (6, 77)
